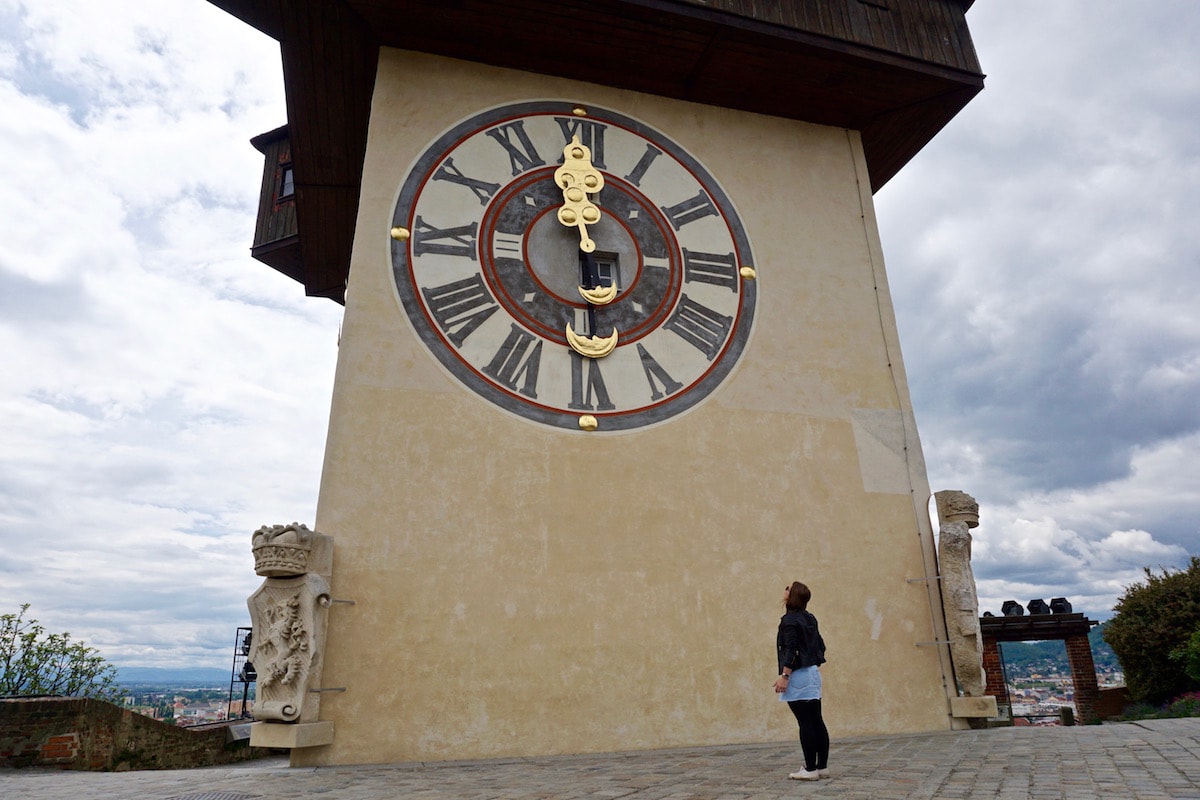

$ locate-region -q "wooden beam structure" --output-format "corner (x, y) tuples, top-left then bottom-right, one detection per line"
(211, 0), (984, 301)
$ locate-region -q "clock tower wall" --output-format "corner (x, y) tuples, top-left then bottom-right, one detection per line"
(304, 49), (951, 766)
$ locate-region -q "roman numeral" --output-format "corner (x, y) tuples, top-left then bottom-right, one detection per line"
(485, 121), (546, 176)
(412, 217), (478, 260)
(432, 157), (500, 205)
(664, 294), (733, 360)
(636, 344), (683, 401)
(421, 275), (499, 347)
(492, 232), (523, 260)
(568, 351), (615, 411)
(660, 190), (718, 230)
(482, 325), (543, 398)
(623, 143), (661, 187)
(555, 118), (607, 169)
(682, 249), (738, 291)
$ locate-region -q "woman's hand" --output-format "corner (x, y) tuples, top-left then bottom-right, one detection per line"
(773, 675), (789, 693)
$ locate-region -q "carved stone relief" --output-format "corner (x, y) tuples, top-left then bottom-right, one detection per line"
(247, 523), (333, 728)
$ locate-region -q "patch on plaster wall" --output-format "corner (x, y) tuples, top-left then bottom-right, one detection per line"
(864, 598), (884, 641)
(850, 408), (922, 494)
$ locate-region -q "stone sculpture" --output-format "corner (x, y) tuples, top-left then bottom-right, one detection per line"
(246, 523), (334, 746)
(934, 490), (984, 698)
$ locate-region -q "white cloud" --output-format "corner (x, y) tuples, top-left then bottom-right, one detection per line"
(2, 0), (1198, 670)
(0, 0), (341, 667)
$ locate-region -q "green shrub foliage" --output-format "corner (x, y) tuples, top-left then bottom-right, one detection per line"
(1104, 557), (1200, 705)
(1, 604), (118, 700)
(1174, 628), (1200, 684)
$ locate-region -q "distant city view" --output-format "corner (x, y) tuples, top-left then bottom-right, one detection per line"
(112, 625), (1122, 728)
(994, 624), (1121, 724)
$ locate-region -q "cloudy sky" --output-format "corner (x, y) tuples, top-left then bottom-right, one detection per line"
(0, 1), (1196, 669)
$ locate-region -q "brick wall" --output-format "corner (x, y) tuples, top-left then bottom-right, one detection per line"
(982, 638), (1008, 706)
(0, 697), (265, 771)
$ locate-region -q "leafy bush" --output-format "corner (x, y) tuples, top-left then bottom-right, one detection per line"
(1119, 691), (1200, 721)
(1, 604), (118, 700)
(1171, 628), (1200, 684)
(1104, 556), (1200, 705)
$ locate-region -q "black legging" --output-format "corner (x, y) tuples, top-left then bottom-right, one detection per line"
(787, 698), (829, 771)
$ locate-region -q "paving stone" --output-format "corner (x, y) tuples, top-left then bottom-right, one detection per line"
(1, 719), (1199, 799)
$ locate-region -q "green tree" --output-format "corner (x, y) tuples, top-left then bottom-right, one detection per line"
(0, 604), (118, 700)
(1104, 557), (1200, 704)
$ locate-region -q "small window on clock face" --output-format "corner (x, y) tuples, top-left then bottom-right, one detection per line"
(279, 164), (295, 200)
(595, 253), (619, 289)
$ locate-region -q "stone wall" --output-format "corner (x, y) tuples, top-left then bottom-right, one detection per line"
(1095, 686), (1131, 719)
(0, 697), (263, 771)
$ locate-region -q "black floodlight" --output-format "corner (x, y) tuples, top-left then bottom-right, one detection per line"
(240, 631), (253, 655)
(1027, 598), (1051, 615)
(1001, 600), (1024, 616)
(1050, 597), (1073, 614)
(240, 661), (257, 682)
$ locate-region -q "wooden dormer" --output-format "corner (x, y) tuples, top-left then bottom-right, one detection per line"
(249, 125), (303, 288)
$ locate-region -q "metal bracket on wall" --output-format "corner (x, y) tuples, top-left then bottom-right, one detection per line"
(915, 640), (951, 647)
(906, 576), (942, 583)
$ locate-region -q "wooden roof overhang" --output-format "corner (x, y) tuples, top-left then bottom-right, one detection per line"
(209, 0), (985, 302)
(980, 613), (1098, 643)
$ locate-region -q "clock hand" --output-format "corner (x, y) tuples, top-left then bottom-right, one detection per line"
(558, 135), (618, 358)
(554, 136), (604, 254)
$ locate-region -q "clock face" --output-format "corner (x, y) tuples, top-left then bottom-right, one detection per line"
(390, 101), (755, 431)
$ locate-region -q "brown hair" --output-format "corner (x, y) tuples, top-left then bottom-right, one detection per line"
(785, 581), (811, 612)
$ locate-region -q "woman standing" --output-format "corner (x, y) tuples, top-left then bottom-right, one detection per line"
(773, 581), (829, 780)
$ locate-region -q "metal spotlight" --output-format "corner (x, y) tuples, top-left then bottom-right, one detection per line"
(1050, 597), (1072, 614)
(240, 631), (253, 656)
(240, 661), (257, 682)
(1001, 600), (1024, 616)
(1027, 598), (1050, 615)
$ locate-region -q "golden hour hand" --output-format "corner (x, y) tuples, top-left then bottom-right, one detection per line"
(554, 135), (604, 254)
(559, 135), (618, 358)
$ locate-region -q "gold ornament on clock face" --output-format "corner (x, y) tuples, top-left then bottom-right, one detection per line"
(390, 101), (756, 431)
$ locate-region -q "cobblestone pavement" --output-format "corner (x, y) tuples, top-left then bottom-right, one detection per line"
(3, 719), (1200, 800)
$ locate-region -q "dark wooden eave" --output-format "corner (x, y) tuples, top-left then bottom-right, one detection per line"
(980, 613), (1098, 643)
(210, 0), (985, 302)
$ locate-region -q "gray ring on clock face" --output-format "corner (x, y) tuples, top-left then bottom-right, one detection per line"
(391, 101), (756, 431)
(483, 171), (675, 341)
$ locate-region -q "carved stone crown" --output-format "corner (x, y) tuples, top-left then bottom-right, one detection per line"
(934, 490), (980, 529)
(252, 522), (313, 577)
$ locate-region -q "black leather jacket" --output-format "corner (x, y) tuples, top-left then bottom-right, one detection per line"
(776, 610), (826, 673)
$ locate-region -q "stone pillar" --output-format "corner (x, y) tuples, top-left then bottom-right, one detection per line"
(1065, 634), (1100, 724)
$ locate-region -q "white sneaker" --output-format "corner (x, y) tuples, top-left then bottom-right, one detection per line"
(818, 768), (831, 778)
(788, 768), (821, 781)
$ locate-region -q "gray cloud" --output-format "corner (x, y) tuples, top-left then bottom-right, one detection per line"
(880, 1), (1200, 616)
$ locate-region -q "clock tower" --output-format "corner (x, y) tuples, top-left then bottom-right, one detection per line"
(213, 0), (985, 767)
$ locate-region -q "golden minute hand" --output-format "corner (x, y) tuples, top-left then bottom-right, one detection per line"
(553, 136), (604, 253)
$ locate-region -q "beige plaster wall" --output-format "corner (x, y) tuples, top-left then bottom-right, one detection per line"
(302, 49), (952, 766)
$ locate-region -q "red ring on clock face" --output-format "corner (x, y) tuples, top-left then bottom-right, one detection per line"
(478, 168), (682, 346)
(391, 101), (756, 432)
